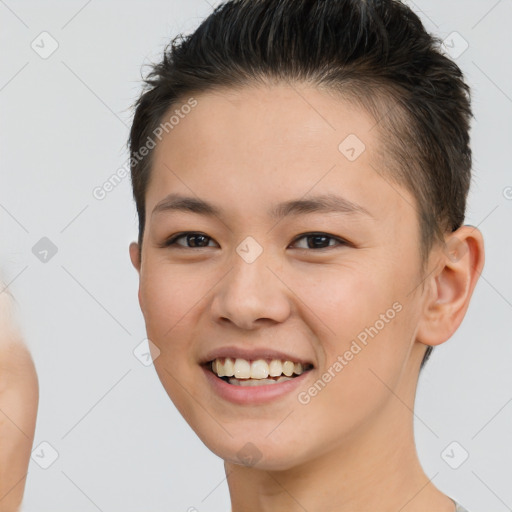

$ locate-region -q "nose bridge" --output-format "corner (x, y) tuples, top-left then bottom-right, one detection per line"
(235, 235), (266, 267)
(234, 237), (270, 286)
(212, 235), (289, 327)
(229, 234), (275, 299)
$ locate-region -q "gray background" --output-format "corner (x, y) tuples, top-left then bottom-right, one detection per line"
(1, 1), (511, 511)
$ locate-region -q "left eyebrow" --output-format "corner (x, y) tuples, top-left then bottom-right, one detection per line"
(151, 192), (373, 220)
(269, 193), (373, 220)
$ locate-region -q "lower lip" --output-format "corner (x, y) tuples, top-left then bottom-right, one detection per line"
(201, 365), (313, 405)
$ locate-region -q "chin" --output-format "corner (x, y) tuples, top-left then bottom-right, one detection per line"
(201, 434), (309, 471)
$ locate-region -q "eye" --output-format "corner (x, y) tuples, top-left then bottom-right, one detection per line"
(160, 231), (350, 250)
(289, 232), (349, 250)
(162, 232), (218, 249)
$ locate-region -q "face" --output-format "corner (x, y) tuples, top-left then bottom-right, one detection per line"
(130, 83), (431, 470)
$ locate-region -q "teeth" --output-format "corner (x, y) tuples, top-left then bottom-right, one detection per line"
(282, 360), (294, 377)
(214, 359), (224, 377)
(224, 357), (235, 377)
(269, 359), (283, 377)
(229, 376), (294, 386)
(234, 358), (251, 379)
(250, 359), (269, 379)
(211, 357), (309, 379)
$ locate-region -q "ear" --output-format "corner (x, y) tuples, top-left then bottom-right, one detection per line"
(129, 242), (144, 311)
(129, 242), (141, 274)
(416, 225), (485, 347)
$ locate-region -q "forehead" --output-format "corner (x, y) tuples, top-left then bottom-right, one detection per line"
(147, 83), (414, 224)
(160, 83), (378, 159)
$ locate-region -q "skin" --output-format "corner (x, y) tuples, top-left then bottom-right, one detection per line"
(129, 82), (484, 512)
(0, 289), (39, 512)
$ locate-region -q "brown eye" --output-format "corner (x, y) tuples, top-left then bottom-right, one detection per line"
(290, 232), (348, 250)
(163, 232), (218, 248)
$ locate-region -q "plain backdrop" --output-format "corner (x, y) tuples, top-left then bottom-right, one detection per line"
(1, 1), (511, 511)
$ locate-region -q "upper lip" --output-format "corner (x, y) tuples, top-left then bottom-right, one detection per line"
(200, 346), (314, 366)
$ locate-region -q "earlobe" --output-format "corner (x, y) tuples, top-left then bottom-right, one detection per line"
(416, 225), (485, 347)
(129, 242), (141, 274)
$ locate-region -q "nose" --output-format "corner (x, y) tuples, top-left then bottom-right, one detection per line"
(210, 246), (291, 330)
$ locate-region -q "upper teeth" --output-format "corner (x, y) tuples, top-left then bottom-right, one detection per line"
(212, 358), (308, 379)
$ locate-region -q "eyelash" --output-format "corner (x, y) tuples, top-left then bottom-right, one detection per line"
(161, 231), (350, 251)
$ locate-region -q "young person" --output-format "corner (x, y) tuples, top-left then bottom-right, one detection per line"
(128, 1), (485, 510)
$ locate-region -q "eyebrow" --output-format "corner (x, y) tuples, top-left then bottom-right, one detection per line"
(151, 192), (373, 220)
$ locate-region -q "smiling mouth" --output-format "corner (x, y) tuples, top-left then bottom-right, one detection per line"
(206, 357), (314, 386)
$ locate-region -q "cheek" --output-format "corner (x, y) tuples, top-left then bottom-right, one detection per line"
(290, 264), (414, 405)
(139, 270), (206, 422)
(287, 262), (401, 346)
(138, 270), (200, 394)
(140, 265), (203, 339)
